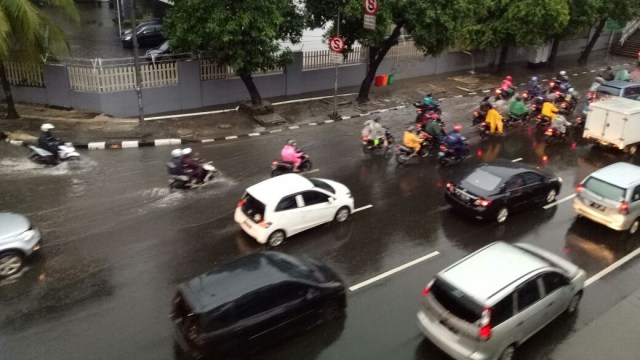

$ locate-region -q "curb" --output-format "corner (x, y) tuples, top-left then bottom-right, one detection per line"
(4, 61), (632, 151)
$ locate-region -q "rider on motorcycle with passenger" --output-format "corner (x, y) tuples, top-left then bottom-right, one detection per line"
(444, 124), (466, 159)
(403, 126), (426, 156)
(424, 115), (445, 142)
(486, 104), (504, 135)
(281, 139), (304, 172)
(542, 99), (560, 122)
(362, 116), (388, 147)
(181, 148), (206, 183)
(38, 123), (62, 159)
(550, 114), (571, 135)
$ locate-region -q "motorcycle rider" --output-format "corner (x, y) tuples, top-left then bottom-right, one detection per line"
(542, 99), (560, 122)
(38, 123), (62, 158)
(402, 125), (425, 156)
(615, 68), (631, 82)
(550, 114), (571, 135)
(444, 124), (466, 159)
(556, 70), (569, 84)
(281, 139), (304, 172)
(500, 75), (515, 97)
(362, 116), (388, 147)
(526, 76), (542, 97)
(167, 149), (184, 176)
(181, 148), (205, 183)
(486, 105), (504, 135)
(508, 96), (528, 121)
(601, 66), (615, 81)
(424, 114), (445, 142)
(422, 93), (438, 107)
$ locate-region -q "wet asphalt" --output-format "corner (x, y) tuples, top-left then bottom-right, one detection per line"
(2, 73), (640, 360)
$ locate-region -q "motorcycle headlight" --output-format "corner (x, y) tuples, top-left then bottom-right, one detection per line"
(19, 230), (35, 242)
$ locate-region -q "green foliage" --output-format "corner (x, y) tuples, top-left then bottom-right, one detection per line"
(165, 0), (304, 77)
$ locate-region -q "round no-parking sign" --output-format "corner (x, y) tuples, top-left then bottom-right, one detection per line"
(329, 36), (345, 53)
(364, 0), (378, 15)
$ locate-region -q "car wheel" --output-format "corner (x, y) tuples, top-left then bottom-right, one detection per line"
(334, 207), (350, 223)
(565, 292), (582, 315)
(0, 251), (24, 278)
(545, 188), (557, 204)
(629, 218), (640, 235)
(498, 345), (516, 360)
(267, 230), (286, 247)
(496, 207), (509, 224)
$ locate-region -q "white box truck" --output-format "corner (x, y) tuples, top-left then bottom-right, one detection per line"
(583, 97), (640, 155)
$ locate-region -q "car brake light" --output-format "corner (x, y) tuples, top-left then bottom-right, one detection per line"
(478, 307), (492, 341)
(446, 182), (455, 191)
(421, 279), (434, 297)
(619, 201), (629, 215)
(258, 220), (272, 228)
(474, 199), (492, 207)
(549, 81), (555, 87)
(237, 199), (246, 207)
(576, 184), (584, 194)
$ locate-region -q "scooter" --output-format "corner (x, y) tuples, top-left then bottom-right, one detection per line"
(362, 130), (394, 157)
(544, 126), (571, 144)
(535, 114), (552, 132)
(494, 87), (515, 101)
(28, 142), (80, 165)
(271, 154), (312, 177)
(505, 112), (529, 127)
(169, 162), (218, 190)
(438, 142), (470, 167)
(395, 135), (434, 164)
(413, 101), (442, 115)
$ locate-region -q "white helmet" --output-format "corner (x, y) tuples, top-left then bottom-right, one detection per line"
(568, 87), (575, 94)
(182, 148), (192, 155)
(171, 149), (182, 158)
(41, 123), (55, 131)
(559, 70), (567, 76)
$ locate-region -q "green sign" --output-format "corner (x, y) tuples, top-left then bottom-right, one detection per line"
(606, 20), (622, 31)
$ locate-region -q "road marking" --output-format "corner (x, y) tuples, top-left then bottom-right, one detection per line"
(325, 120), (335, 123)
(623, 63), (630, 66)
(353, 204), (373, 213)
(581, 71), (587, 74)
(289, 126), (300, 130)
(121, 140), (139, 148)
(269, 129), (283, 133)
(590, 69), (596, 73)
(248, 133), (261, 137)
(349, 251), (440, 291)
(308, 122), (318, 126)
(543, 193), (576, 209)
(599, 68), (606, 71)
(304, 169), (320, 174)
(585, 246), (640, 287)
(454, 95), (464, 98)
(573, 73), (579, 76)
(511, 158), (523, 162)
(468, 92), (477, 95)
(542, 79), (548, 82)
(482, 89), (491, 93)
(224, 135), (238, 140)
(271, 92), (357, 106)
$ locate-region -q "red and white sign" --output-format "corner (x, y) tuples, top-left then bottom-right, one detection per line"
(329, 36), (345, 53)
(364, 0), (378, 15)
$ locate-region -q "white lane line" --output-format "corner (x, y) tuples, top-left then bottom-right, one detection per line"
(353, 204), (373, 213)
(201, 139), (215, 143)
(308, 122), (318, 126)
(468, 92), (477, 95)
(590, 69), (596, 73)
(224, 135), (238, 140)
(573, 73), (579, 76)
(585, 246), (640, 287)
(543, 193), (577, 209)
(269, 129), (283, 133)
(325, 120), (335, 123)
(542, 79), (548, 82)
(581, 71), (587, 74)
(349, 251), (440, 292)
(482, 89), (491, 93)
(511, 158), (523, 162)
(289, 126), (300, 130)
(248, 133), (261, 137)
(454, 95), (464, 98)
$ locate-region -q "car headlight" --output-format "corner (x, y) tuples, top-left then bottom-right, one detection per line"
(19, 230), (35, 242)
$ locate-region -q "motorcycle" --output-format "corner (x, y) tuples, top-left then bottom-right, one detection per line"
(573, 115), (585, 132)
(395, 135), (433, 164)
(362, 129), (394, 157)
(535, 114), (552, 132)
(471, 110), (487, 126)
(28, 142), (80, 165)
(438, 141), (470, 167)
(271, 153), (312, 177)
(169, 162), (218, 190)
(494, 87), (515, 101)
(544, 126), (571, 144)
(505, 112), (529, 127)
(413, 101), (442, 115)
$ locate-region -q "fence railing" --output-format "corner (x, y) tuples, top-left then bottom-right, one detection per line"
(4, 62), (44, 87)
(67, 61), (178, 92)
(302, 41), (424, 70)
(200, 60), (283, 81)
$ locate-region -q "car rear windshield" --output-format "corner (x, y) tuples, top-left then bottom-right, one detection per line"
(596, 85), (621, 97)
(460, 169), (503, 196)
(241, 192), (266, 222)
(584, 177), (626, 201)
(431, 278), (483, 323)
(309, 178), (335, 194)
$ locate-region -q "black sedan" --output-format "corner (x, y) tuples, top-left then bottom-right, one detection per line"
(445, 159), (562, 223)
(121, 24), (166, 48)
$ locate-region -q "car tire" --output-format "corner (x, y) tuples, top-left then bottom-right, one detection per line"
(0, 251), (25, 278)
(496, 207), (509, 224)
(565, 291), (582, 315)
(629, 218), (640, 235)
(267, 230), (286, 247)
(545, 188), (558, 204)
(334, 207), (350, 223)
(498, 345), (516, 360)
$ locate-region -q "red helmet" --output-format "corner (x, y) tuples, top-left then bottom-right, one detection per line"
(453, 124), (462, 132)
(430, 113), (439, 120)
(506, 75), (512, 81)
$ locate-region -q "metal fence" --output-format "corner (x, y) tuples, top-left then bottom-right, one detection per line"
(302, 41), (424, 70)
(67, 61), (179, 92)
(200, 59), (283, 81)
(4, 61), (44, 87)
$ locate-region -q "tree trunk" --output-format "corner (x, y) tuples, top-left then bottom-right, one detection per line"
(578, 18), (607, 64)
(239, 74), (262, 105)
(547, 37), (561, 68)
(495, 45), (509, 73)
(356, 24), (403, 103)
(0, 62), (19, 119)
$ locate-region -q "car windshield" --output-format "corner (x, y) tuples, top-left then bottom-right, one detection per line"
(584, 177), (626, 201)
(430, 278), (483, 323)
(596, 85), (621, 97)
(460, 168), (503, 196)
(309, 178), (335, 194)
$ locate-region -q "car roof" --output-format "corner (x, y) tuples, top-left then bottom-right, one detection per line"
(588, 162), (640, 188)
(246, 173), (314, 204)
(471, 159), (548, 180)
(439, 242), (551, 303)
(601, 80), (640, 89)
(179, 252), (317, 313)
(590, 97), (640, 113)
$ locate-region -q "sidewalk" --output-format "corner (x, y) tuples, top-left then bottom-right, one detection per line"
(2, 50), (638, 147)
(546, 288), (640, 360)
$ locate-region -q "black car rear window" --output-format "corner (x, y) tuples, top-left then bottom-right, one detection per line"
(460, 169), (503, 196)
(430, 278), (483, 323)
(241, 192), (266, 221)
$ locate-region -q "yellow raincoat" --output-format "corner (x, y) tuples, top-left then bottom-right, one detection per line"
(486, 108), (503, 134)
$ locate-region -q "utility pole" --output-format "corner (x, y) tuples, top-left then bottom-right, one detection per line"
(116, 0), (122, 35)
(129, 0), (145, 127)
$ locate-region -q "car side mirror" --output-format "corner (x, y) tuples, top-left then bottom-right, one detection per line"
(327, 197), (335, 204)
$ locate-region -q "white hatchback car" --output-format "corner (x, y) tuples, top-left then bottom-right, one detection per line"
(234, 174), (354, 246)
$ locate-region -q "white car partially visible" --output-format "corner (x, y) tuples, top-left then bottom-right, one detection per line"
(234, 174), (354, 246)
(0, 213), (41, 278)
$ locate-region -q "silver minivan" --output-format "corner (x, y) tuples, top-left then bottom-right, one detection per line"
(573, 162), (640, 234)
(417, 242), (586, 360)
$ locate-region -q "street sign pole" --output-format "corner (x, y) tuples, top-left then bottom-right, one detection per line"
(333, 12), (340, 119)
(130, 0), (145, 128)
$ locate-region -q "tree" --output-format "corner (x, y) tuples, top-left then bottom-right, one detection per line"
(165, 0), (304, 106)
(306, 0), (481, 103)
(547, 0), (600, 67)
(457, 0), (569, 72)
(0, 0), (79, 119)
(577, 0), (640, 63)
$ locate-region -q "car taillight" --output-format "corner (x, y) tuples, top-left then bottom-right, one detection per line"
(576, 184), (584, 194)
(478, 307), (492, 341)
(421, 279), (434, 297)
(474, 199), (492, 207)
(446, 182), (455, 191)
(619, 201), (629, 215)
(440, 144), (447, 151)
(237, 199), (246, 207)
(258, 220), (272, 228)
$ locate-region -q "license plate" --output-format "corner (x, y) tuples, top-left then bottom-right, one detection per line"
(590, 202), (605, 211)
(243, 219), (252, 228)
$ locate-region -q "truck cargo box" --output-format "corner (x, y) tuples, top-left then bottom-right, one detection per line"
(583, 97), (640, 154)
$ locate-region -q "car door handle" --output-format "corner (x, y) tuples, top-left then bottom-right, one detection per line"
(516, 321), (524, 327)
